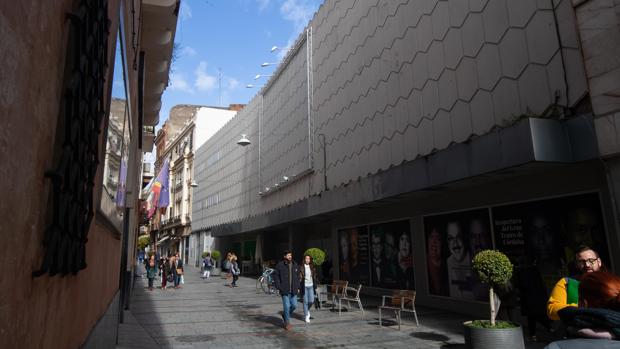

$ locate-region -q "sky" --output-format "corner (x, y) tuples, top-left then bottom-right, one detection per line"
(163, 0), (323, 122)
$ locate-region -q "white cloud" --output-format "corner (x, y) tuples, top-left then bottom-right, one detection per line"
(194, 61), (217, 92)
(280, 0), (316, 33)
(169, 73), (194, 93)
(226, 77), (240, 90)
(256, 0), (271, 11)
(181, 46), (197, 57)
(180, 2), (192, 20)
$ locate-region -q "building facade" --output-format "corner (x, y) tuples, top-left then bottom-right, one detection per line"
(191, 0), (620, 317)
(150, 105), (238, 263)
(0, 0), (178, 347)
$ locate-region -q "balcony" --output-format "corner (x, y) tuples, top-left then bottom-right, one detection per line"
(143, 125), (156, 152)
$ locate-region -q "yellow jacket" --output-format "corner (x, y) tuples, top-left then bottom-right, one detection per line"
(547, 278), (578, 320)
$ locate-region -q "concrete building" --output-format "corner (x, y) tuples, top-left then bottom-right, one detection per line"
(150, 105), (239, 262)
(191, 0), (620, 317)
(0, 0), (178, 347)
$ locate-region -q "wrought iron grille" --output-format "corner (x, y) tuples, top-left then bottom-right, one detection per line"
(33, 0), (110, 277)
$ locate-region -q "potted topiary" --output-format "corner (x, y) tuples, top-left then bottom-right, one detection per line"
(210, 250), (221, 276)
(303, 248), (326, 266)
(464, 250), (524, 349)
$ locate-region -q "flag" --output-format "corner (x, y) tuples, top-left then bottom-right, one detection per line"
(146, 159), (170, 219)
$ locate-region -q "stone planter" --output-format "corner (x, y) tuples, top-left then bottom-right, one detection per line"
(463, 321), (524, 349)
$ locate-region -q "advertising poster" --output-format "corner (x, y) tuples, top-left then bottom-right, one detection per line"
(338, 225), (370, 285)
(369, 220), (414, 290)
(424, 209), (492, 300)
(492, 193), (608, 292)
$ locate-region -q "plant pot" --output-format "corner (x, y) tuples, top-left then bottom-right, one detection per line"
(463, 321), (524, 349)
(211, 267), (221, 276)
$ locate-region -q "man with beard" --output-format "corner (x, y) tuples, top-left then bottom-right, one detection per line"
(371, 232), (391, 287)
(446, 221), (474, 299)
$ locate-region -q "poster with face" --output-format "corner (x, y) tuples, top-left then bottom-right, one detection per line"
(492, 192), (607, 291)
(424, 209), (492, 300)
(369, 220), (414, 289)
(338, 226), (370, 285)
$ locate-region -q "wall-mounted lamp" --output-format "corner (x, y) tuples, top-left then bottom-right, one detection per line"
(237, 134), (251, 146)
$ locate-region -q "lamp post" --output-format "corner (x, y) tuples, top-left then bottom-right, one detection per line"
(254, 74), (272, 80)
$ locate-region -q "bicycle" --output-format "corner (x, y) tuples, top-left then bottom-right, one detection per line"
(256, 267), (278, 295)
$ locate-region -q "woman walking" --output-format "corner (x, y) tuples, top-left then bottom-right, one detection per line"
(146, 255), (157, 291)
(230, 254), (240, 287)
(160, 256), (169, 290)
(301, 254), (319, 323)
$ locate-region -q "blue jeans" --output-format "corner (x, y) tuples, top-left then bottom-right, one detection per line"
(281, 293), (297, 324)
(174, 274), (180, 287)
(303, 286), (315, 317)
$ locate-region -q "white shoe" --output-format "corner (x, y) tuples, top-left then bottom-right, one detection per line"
(305, 313), (310, 323)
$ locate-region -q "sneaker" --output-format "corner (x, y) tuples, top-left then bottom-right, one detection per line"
(305, 314), (310, 323)
(285, 323), (292, 331)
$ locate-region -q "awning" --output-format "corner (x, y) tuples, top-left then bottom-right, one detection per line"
(157, 236), (170, 244)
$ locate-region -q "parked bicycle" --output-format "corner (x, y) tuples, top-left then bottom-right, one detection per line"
(256, 267), (278, 295)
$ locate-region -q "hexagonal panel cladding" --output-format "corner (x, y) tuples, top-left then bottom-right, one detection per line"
(525, 11), (560, 64)
(433, 109), (453, 150)
(499, 28), (529, 79)
(421, 0), (440, 15)
(456, 57), (479, 101)
(418, 117), (435, 155)
(427, 41), (446, 80)
(469, 0), (489, 12)
(470, 90), (495, 135)
(412, 53), (429, 90)
(461, 13), (485, 57)
(506, 0), (537, 27)
(438, 69), (458, 111)
(476, 44), (502, 90)
(444, 28), (464, 69)
(492, 78), (522, 126)
(422, 80), (440, 118)
(518, 64), (552, 115)
(449, 0), (469, 27)
(450, 100), (474, 143)
(482, 0), (509, 44)
(416, 15), (434, 53)
(432, 1), (450, 40)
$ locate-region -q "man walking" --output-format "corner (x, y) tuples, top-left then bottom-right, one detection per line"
(547, 246), (603, 321)
(273, 250), (301, 330)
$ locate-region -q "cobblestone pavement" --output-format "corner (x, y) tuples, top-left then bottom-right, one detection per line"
(117, 266), (548, 349)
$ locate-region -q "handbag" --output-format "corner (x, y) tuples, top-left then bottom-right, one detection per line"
(166, 274), (174, 283)
(176, 268), (183, 275)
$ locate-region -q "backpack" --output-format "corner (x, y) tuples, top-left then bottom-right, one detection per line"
(231, 262), (240, 275)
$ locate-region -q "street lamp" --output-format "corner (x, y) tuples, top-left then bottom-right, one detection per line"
(237, 134), (251, 146)
(261, 62), (278, 67)
(254, 74), (272, 80)
(270, 46), (290, 53)
(246, 84), (255, 88)
(190, 180), (198, 188)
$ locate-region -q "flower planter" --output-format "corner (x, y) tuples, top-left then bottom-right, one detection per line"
(463, 321), (524, 349)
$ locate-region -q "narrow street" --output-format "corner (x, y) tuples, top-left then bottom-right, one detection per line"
(117, 266), (472, 348)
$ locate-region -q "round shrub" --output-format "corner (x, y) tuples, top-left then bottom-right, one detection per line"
(201, 251), (210, 258)
(137, 235), (150, 250)
(472, 250), (513, 287)
(304, 248), (326, 266)
(211, 250), (221, 261)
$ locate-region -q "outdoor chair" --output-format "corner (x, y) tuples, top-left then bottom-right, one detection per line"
(336, 283), (364, 318)
(318, 280), (348, 309)
(378, 290), (419, 330)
